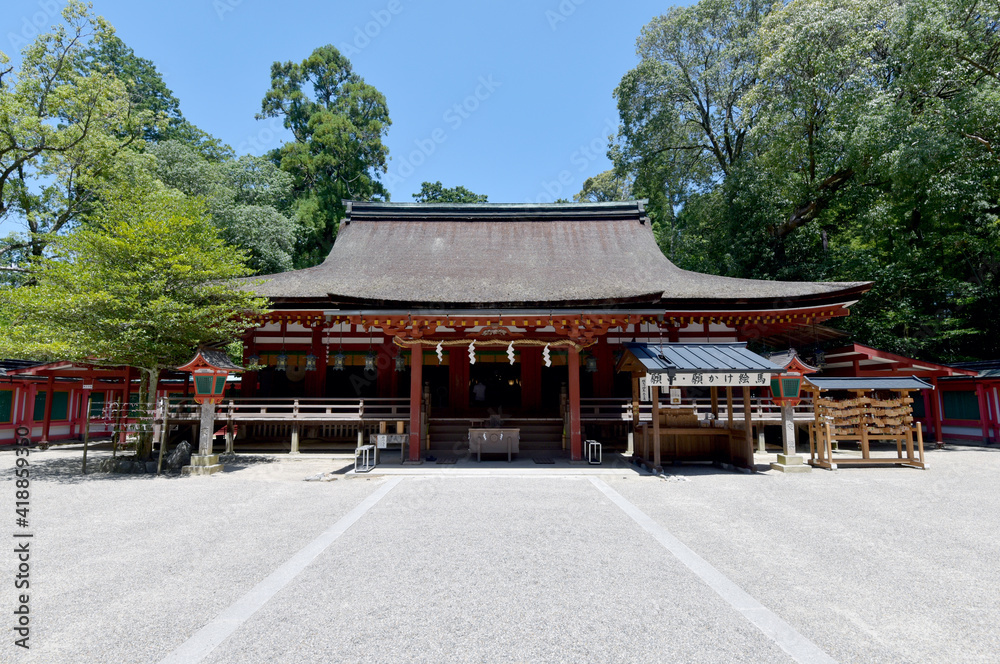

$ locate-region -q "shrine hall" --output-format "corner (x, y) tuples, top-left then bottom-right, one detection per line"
(231, 201), (871, 465)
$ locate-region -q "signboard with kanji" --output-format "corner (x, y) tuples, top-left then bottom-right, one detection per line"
(642, 371), (771, 388)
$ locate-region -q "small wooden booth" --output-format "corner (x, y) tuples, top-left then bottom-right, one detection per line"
(617, 342), (784, 471)
(805, 376), (930, 470)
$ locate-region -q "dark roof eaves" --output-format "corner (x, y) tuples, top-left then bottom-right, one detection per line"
(656, 282), (873, 311)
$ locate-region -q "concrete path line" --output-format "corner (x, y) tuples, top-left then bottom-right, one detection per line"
(159, 477), (404, 664)
(589, 477), (837, 664)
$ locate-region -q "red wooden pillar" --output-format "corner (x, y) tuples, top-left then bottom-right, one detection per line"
(920, 389), (935, 440)
(992, 386), (1000, 442)
(928, 379), (944, 445)
(41, 376), (55, 444)
(242, 332), (258, 398)
(449, 349), (470, 412)
(316, 330), (329, 397)
(976, 384), (991, 443)
(71, 377), (90, 437)
(377, 340), (393, 398)
(985, 386), (998, 443)
(594, 336), (614, 397)
(390, 351), (400, 398)
(568, 345), (582, 460)
(520, 346), (542, 412)
(409, 345), (423, 462)
(304, 326), (327, 397)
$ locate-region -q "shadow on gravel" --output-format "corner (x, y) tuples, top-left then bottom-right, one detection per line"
(14, 453), (286, 483)
(932, 443), (1000, 453)
(649, 461), (771, 478)
(8, 454), (165, 484)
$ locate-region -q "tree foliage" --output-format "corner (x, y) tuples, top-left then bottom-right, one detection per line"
(80, 33), (233, 161)
(150, 141), (297, 274)
(0, 175), (267, 457)
(574, 170), (633, 203)
(412, 181), (488, 203)
(613, 0), (1000, 362)
(258, 45), (391, 267)
(0, 1), (150, 271)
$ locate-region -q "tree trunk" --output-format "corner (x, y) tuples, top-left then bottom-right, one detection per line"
(136, 368), (160, 459)
(772, 168), (855, 239)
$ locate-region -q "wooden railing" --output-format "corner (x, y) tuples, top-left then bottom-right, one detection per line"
(163, 398), (410, 423)
(579, 397), (815, 422)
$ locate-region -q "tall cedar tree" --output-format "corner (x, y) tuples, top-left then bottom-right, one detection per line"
(258, 45), (391, 267)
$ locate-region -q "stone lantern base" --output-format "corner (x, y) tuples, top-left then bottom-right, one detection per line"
(182, 454), (224, 476)
(770, 453), (811, 473)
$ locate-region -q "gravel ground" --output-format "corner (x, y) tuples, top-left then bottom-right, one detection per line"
(604, 446), (1000, 664)
(1, 444), (998, 663)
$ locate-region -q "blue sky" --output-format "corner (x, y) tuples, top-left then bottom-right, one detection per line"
(4, 0), (678, 204)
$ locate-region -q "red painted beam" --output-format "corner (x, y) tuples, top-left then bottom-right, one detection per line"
(826, 344), (976, 376)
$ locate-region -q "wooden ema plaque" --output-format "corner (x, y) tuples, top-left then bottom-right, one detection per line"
(807, 389), (925, 470)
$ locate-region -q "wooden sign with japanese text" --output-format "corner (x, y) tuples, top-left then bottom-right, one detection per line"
(642, 371), (771, 389)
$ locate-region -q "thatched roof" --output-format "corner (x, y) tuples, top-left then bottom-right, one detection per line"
(251, 201), (870, 309)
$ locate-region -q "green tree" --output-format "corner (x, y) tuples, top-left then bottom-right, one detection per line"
(149, 141), (297, 274)
(0, 176), (267, 458)
(747, 0), (896, 247)
(412, 181), (488, 203)
(612, 0), (1000, 362)
(0, 1), (150, 274)
(613, 0), (772, 232)
(80, 33), (232, 161)
(258, 45), (391, 267)
(573, 171), (632, 203)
